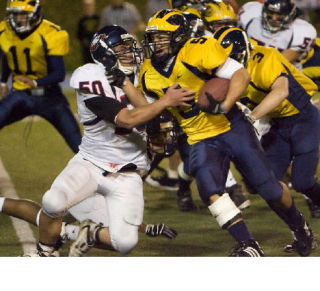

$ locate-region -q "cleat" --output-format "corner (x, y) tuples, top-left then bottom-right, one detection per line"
(285, 222), (315, 256)
(284, 228), (317, 255)
(177, 189), (197, 211)
(226, 184), (250, 210)
(145, 167), (179, 191)
(229, 239), (265, 257)
(69, 219), (102, 257)
(304, 197), (320, 218)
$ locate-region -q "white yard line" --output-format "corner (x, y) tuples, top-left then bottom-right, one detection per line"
(0, 158), (36, 255)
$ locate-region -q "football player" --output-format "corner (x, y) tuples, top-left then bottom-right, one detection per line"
(213, 26), (318, 254)
(238, 0), (316, 70)
(202, 0), (237, 33)
(0, 0), (81, 153)
(31, 25), (194, 257)
(138, 9), (315, 256)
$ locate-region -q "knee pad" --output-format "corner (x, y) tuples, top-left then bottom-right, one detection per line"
(111, 231), (138, 254)
(208, 193), (242, 229)
(42, 189), (68, 218)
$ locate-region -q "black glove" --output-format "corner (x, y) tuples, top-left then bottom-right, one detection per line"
(145, 223), (178, 239)
(199, 92), (226, 115)
(106, 68), (128, 88)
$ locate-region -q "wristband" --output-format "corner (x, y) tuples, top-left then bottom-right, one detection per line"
(0, 82), (7, 87)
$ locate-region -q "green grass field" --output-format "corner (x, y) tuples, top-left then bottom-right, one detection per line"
(0, 89), (320, 257)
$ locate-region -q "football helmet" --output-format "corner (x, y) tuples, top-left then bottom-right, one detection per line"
(213, 27), (251, 67)
(90, 25), (143, 75)
(6, 0), (43, 34)
(183, 7), (205, 37)
(202, 1), (237, 33)
(262, 0), (297, 33)
(146, 110), (178, 157)
(143, 9), (190, 63)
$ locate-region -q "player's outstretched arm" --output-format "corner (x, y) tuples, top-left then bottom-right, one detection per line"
(115, 83), (194, 129)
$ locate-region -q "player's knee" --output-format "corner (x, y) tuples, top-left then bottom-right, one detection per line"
(291, 177), (316, 193)
(208, 193), (242, 229)
(255, 179), (283, 202)
(42, 189), (67, 218)
(111, 232), (138, 254)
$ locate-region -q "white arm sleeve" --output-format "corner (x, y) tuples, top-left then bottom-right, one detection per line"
(216, 58), (244, 79)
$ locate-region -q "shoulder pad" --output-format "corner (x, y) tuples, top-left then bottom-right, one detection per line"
(238, 1), (262, 29)
(70, 63), (106, 89)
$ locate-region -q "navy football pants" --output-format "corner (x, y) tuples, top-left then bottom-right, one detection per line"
(261, 103), (320, 193)
(189, 115), (283, 204)
(0, 90), (81, 153)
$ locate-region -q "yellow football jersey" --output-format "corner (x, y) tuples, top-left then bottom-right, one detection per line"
(139, 36), (234, 145)
(0, 19), (69, 90)
(244, 45), (318, 118)
(301, 38), (320, 88)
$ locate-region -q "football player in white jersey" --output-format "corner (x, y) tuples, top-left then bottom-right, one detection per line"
(238, 0), (316, 70)
(32, 25), (194, 257)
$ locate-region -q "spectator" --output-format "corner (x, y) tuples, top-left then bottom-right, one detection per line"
(77, 0), (100, 64)
(99, 0), (145, 37)
(146, 0), (168, 20)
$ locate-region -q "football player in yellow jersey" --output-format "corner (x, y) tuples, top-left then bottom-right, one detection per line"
(0, 0), (81, 153)
(301, 38), (320, 89)
(138, 9), (315, 256)
(214, 26), (318, 253)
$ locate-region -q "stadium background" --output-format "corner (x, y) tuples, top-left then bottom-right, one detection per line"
(0, 1), (320, 257)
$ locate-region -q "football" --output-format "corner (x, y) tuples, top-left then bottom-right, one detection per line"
(197, 78), (230, 108)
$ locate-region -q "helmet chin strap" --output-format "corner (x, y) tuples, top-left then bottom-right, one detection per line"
(117, 60), (134, 75)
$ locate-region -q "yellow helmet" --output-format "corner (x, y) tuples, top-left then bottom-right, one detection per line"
(183, 8), (205, 37)
(213, 26), (251, 67)
(144, 9), (190, 62)
(202, 1), (237, 33)
(6, 0), (43, 34)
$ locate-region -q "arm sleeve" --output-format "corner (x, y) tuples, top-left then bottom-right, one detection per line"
(1, 54), (11, 83)
(36, 56), (66, 86)
(84, 96), (126, 124)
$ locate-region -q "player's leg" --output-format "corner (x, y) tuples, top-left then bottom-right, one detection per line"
(104, 172), (144, 254)
(232, 119), (314, 256)
(38, 154), (99, 256)
(176, 133), (197, 211)
(0, 91), (33, 128)
(36, 96), (82, 153)
(189, 139), (264, 257)
(0, 197), (40, 225)
(290, 104), (320, 206)
(70, 171), (144, 256)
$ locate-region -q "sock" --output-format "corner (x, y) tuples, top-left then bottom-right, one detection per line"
(167, 169), (178, 179)
(225, 170), (237, 188)
(35, 210), (41, 226)
(178, 176), (192, 193)
(228, 220), (253, 243)
(65, 224), (80, 241)
(284, 201), (305, 231)
(0, 197), (5, 212)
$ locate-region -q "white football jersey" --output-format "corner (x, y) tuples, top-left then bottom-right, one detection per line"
(70, 63), (150, 173)
(239, 1), (316, 69)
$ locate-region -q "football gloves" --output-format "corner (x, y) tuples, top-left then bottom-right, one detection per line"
(145, 223), (178, 239)
(106, 68), (128, 88)
(199, 92), (226, 115)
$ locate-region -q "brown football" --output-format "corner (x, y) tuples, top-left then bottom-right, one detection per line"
(197, 78), (230, 108)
